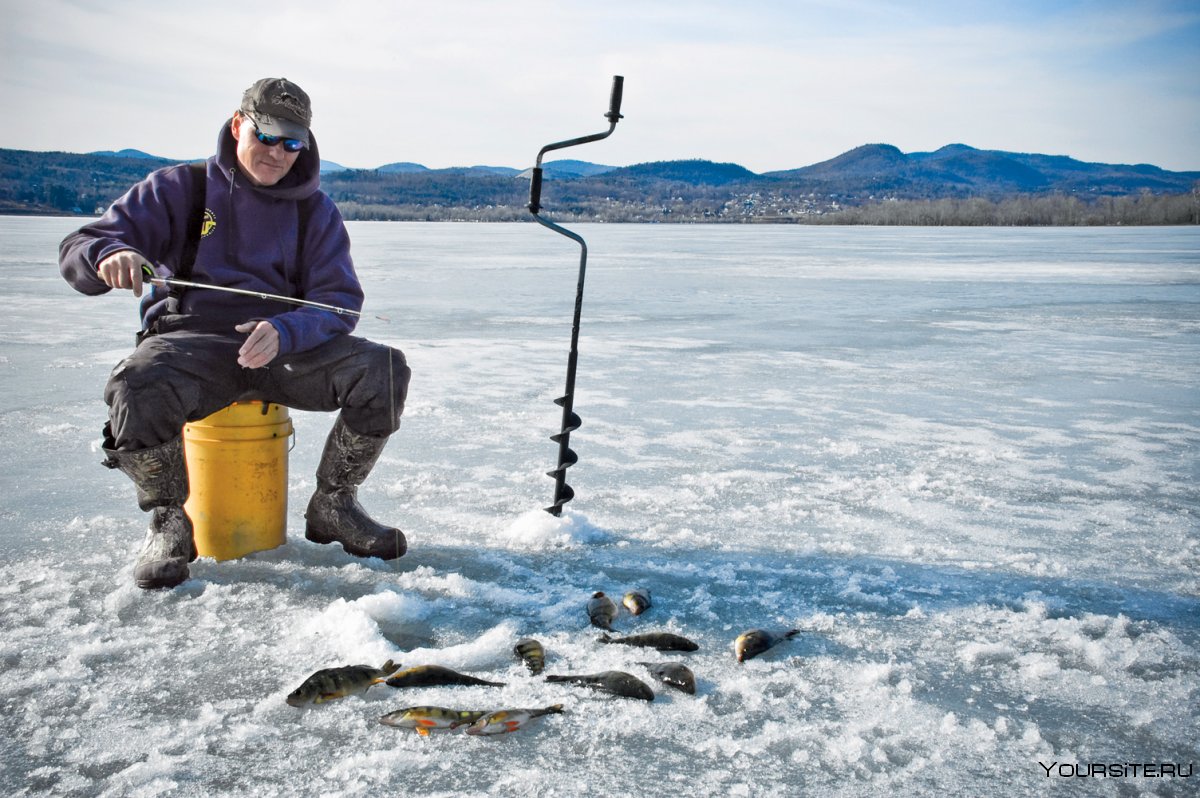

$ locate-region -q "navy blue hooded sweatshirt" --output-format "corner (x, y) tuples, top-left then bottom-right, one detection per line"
(59, 120), (362, 357)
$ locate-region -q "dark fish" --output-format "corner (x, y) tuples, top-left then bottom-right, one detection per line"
(622, 588), (651, 615)
(286, 658), (400, 706)
(639, 661), (696, 695)
(545, 670), (655, 701)
(514, 638), (545, 675)
(587, 592), (618, 630)
(378, 706), (489, 735)
(598, 632), (699, 652)
(464, 704), (564, 736)
(734, 628), (799, 662)
(385, 665), (506, 688)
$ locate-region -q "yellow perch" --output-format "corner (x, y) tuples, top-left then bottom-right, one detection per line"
(464, 704), (565, 736)
(286, 658), (400, 706)
(378, 706), (489, 735)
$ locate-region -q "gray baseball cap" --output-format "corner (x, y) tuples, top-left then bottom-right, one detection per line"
(240, 77), (312, 145)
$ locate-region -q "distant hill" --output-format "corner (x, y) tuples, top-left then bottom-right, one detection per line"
(1, 149), (178, 214)
(431, 165), (522, 177)
(377, 162), (430, 174)
(382, 159), (616, 179)
(89, 148), (166, 160)
(2, 144), (1196, 222)
(607, 159), (759, 186)
(765, 143), (1199, 197)
(380, 164), (522, 177)
(542, 159), (617, 178)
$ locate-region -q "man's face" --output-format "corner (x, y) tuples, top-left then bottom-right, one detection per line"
(231, 112), (301, 187)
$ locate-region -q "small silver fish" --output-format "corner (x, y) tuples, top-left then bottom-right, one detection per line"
(734, 628), (799, 662)
(286, 658), (400, 706)
(587, 592), (618, 631)
(464, 704), (565, 736)
(514, 638), (545, 675)
(639, 661), (696, 695)
(385, 665), (506, 688)
(545, 670), (655, 701)
(622, 588), (652, 616)
(598, 632), (699, 652)
(378, 706), (489, 736)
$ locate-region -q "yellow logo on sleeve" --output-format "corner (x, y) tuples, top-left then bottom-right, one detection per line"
(201, 209), (216, 238)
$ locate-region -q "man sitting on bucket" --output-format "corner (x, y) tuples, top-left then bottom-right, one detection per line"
(59, 77), (410, 589)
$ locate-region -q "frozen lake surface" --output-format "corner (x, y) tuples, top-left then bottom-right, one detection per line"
(1, 218), (1197, 796)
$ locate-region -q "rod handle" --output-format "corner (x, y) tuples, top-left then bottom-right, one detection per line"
(606, 75), (624, 123)
(528, 167), (544, 214)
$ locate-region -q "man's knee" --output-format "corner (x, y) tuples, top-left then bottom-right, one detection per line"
(102, 335), (241, 449)
(338, 342), (410, 437)
(104, 349), (185, 412)
(359, 343), (410, 418)
(104, 359), (193, 449)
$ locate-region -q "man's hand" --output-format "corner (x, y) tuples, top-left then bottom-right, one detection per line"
(97, 251), (148, 296)
(235, 321), (280, 368)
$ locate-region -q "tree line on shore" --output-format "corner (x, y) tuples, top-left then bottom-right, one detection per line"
(803, 192), (1200, 226)
(1, 147), (1196, 226)
(331, 187), (1200, 226)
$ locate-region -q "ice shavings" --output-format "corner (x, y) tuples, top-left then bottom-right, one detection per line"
(300, 590), (435, 664)
(497, 508), (613, 549)
(390, 564), (532, 608)
(385, 622), (518, 670)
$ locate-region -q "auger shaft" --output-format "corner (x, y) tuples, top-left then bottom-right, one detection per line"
(528, 75), (624, 516)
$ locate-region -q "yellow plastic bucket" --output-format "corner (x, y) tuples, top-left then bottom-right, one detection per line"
(183, 401), (293, 561)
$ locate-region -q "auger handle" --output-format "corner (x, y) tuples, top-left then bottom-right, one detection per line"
(606, 76), (624, 123)
(528, 167), (544, 215)
(528, 76), (622, 214)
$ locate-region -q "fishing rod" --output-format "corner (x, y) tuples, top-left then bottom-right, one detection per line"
(139, 265), (389, 321)
(528, 75), (624, 516)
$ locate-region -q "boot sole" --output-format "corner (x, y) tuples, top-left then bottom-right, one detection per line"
(134, 560), (189, 590)
(305, 524), (407, 560)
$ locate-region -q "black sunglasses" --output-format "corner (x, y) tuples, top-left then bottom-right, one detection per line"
(252, 123), (306, 153)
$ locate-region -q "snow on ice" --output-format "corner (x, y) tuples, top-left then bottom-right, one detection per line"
(1, 220), (1197, 797)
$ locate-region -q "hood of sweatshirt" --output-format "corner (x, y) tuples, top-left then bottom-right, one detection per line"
(214, 118), (322, 201)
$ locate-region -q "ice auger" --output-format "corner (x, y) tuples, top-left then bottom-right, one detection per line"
(527, 75), (624, 516)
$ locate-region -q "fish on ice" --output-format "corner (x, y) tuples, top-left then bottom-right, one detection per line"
(545, 670), (655, 701)
(622, 588), (651, 616)
(378, 705), (489, 735)
(587, 592), (618, 630)
(598, 632), (699, 652)
(639, 661), (696, 695)
(286, 658), (401, 706)
(514, 638), (546, 675)
(385, 665), (506, 688)
(734, 628), (799, 662)
(463, 704), (565, 736)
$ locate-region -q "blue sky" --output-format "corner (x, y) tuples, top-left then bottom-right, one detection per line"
(2, 0), (1197, 172)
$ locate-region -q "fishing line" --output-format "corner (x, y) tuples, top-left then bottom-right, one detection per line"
(140, 268), (390, 322)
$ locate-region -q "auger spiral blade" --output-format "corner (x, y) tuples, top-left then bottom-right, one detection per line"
(546, 446), (579, 474)
(545, 409), (580, 514)
(551, 402), (583, 437)
(544, 482), (575, 516)
(526, 75), (624, 516)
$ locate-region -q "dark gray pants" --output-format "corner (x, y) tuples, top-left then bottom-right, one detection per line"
(103, 319), (411, 450)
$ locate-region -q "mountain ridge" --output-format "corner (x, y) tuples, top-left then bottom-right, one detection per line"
(3, 143), (1195, 221)
(80, 142), (1199, 187)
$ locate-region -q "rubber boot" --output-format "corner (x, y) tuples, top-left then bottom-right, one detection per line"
(304, 416), (406, 560)
(102, 436), (197, 590)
